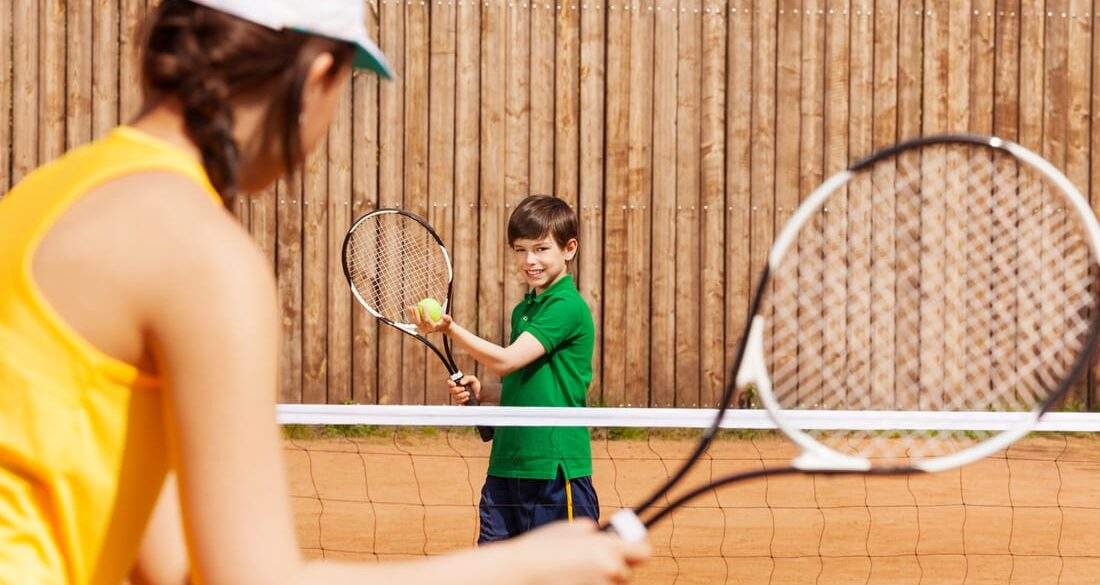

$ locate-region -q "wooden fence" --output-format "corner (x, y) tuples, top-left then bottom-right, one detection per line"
(2, 1), (1100, 408)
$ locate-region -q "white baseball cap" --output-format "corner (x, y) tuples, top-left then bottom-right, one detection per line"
(189, 0), (393, 79)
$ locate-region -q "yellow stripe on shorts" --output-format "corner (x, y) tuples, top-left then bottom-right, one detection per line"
(565, 479), (574, 522)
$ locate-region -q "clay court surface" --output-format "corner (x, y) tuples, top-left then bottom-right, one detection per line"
(286, 432), (1100, 584)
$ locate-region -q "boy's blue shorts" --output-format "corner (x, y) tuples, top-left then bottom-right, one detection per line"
(477, 468), (600, 543)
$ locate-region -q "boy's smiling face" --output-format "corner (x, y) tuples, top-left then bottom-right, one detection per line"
(511, 234), (578, 293)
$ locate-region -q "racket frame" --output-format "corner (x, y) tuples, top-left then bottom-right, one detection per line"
(341, 208), (494, 441)
(616, 134), (1100, 538)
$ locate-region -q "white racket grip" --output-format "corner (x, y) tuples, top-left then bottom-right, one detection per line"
(608, 509), (647, 544)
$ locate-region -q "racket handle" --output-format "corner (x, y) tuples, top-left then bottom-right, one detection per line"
(453, 374), (494, 442)
(607, 509), (647, 543)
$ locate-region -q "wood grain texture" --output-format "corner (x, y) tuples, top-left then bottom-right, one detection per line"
(578, 0), (606, 405)
(602, 0), (631, 406)
(699, 0), (725, 407)
(651, 0), (679, 407)
(0, 0), (12, 193)
(12, 0), (39, 184)
(8, 0), (1100, 407)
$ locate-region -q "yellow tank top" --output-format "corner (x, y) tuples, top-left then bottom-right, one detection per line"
(0, 127), (221, 584)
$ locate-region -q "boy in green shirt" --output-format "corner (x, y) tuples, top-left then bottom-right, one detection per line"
(410, 195), (597, 542)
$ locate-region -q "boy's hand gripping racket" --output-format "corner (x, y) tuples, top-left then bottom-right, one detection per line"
(608, 134), (1100, 542)
(342, 208), (494, 442)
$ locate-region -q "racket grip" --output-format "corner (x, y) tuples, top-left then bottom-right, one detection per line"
(607, 509), (648, 543)
(452, 373), (494, 442)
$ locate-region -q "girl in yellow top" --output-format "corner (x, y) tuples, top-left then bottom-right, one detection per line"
(0, 1), (648, 583)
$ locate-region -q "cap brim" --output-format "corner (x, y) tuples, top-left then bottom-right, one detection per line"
(353, 37), (394, 79)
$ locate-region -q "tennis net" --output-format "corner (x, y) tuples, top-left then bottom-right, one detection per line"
(280, 405), (1100, 584)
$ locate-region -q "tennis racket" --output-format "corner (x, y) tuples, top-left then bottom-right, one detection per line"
(342, 208), (494, 442)
(608, 134), (1100, 542)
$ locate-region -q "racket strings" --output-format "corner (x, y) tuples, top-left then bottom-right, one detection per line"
(345, 213), (451, 324)
(763, 145), (1098, 462)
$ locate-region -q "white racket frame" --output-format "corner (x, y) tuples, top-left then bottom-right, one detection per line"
(741, 135), (1100, 474)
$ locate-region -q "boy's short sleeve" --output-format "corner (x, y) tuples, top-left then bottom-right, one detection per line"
(524, 297), (582, 353)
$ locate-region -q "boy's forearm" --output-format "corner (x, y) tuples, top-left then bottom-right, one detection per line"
(446, 321), (509, 375)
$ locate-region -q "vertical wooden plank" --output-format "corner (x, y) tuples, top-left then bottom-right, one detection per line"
(40, 0), (66, 163)
(504, 0), (531, 342)
(377, 0), (405, 403)
(942, 0), (971, 397)
(1038, 3), (1065, 410)
(602, 0), (631, 406)
(844, 0), (871, 411)
(578, 0), (606, 405)
(555, 1), (581, 209)
(673, 0), (700, 406)
(119, 0), (145, 121)
(846, 0), (872, 409)
(773, 0), (800, 403)
(894, 0), (922, 407)
(969, 0), (997, 410)
(249, 192), (277, 265)
(454, 0), (482, 394)
(800, 0), (827, 409)
(302, 143), (329, 404)
(991, 3), (1019, 403)
(917, 0), (948, 409)
(1086, 0), (1095, 406)
(625, 0), (654, 407)
(870, 0), (898, 405)
(0, 0), (12, 194)
(351, 55), (381, 405)
(403, 0), (430, 404)
(480, 0), (507, 356)
(1042, 1), (1071, 406)
(1063, 0), (1092, 408)
(1018, 0), (1044, 151)
(428, 0), (458, 405)
(68, 0), (95, 149)
(970, 0), (996, 136)
(699, 0), (725, 407)
(749, 0), (776, 402)
(93, 0), (120, 138)
(1064, 2), (1091, 211)
(12, 0), (38, 184)
(724, 0), (752, 404)
(326, 85), (354, 406)
(277, 175), (305, 404)
(1090, 0), (1100, 407)
(822, 0), (850, 408)
(530, 0), (555, 194)
(994, 1), (1020, 144)
(651, 0), (679, 407)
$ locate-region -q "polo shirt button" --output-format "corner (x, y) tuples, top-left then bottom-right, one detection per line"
(522, 316), (528, 321)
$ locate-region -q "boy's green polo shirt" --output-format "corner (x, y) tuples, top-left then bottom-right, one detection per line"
(488, 274), (594, 480)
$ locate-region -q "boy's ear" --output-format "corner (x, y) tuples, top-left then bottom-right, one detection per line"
(563, 238), (579, 261)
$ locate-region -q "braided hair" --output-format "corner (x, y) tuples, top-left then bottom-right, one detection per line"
(141, 0), (354, 196)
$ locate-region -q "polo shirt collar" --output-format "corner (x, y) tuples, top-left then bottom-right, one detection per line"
(526, 273), (575, 304)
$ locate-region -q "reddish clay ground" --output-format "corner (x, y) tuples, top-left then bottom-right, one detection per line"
(286, 432), (1100, 584)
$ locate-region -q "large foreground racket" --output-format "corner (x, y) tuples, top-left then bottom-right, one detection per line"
(609, 134), (1100, 541)
(342, 208), (494, 442)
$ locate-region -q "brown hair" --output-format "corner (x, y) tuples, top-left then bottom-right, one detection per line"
(507, 195), (579, 249)
(141, 0), (355, 196)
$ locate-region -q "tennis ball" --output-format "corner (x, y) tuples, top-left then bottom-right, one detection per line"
(417, 297), (443, 322)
